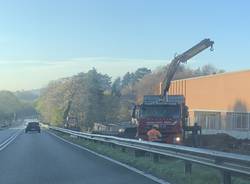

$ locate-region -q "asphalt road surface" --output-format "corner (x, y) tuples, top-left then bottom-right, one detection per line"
(0, 128), (19, 143)
(0, 129), (160, 184)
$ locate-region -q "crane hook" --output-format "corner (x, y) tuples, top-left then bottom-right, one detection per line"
(210, 45), (214, 51)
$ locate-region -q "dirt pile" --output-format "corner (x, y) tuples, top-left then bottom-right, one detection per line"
(185, 133), (250, 155)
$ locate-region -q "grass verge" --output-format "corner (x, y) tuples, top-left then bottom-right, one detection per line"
(51, 130), (250, 184)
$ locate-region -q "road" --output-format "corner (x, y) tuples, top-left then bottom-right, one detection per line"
(0, 129), (160, 184)
(0, 128), (19, 143)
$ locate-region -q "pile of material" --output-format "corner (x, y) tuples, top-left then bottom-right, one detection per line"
(185, 133), (250, 155)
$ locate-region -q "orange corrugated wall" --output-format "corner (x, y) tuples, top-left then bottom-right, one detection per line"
(169, 70), (250, 112)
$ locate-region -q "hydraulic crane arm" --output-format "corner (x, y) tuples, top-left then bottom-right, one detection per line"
(161, 39), (214, 97)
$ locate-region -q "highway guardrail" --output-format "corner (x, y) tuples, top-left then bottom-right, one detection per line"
(50, 126), (250, 184)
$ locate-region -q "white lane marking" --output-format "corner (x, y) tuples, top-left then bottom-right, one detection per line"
(48, 130), (170, 184)
(0, 130), (21, 151)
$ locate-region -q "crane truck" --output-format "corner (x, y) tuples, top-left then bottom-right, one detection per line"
(132, 39), (214, 144)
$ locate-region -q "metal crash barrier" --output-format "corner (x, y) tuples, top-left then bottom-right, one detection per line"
(49, 126), (250, 184)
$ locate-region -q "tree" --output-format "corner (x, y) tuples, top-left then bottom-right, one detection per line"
(201, 64), (218, 75)
(134, 68), (151, 80)
(36, 68), (113, 129)
(122, 72), (132, 87)
(111, 77), (122, 97)
(0, 91), (36, 124)
(121, 68), (151, 88)
(36, 65), (225, 129)
(80, 69), (108, 128)
(0, 91), (22, 115)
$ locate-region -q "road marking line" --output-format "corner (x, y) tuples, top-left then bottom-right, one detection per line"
(48, 130), (170, 184)
(0, 130), (21, 151)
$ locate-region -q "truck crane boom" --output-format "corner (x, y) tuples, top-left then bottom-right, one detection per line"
(161, 39), (214, 97)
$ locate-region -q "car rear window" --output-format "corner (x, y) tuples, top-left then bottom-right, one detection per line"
(28, 122), (39, 126)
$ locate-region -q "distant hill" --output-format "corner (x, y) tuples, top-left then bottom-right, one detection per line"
(14, 89), (41, 102)
(0, 90), (37, 123)
(0, 91), (22, 114)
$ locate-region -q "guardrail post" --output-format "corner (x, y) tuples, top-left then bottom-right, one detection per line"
(108, 143), (116, 149)
(222, 171), (231, 184)
(111, 143), (116, 149)
(134, 150), (145, 157)
(185, 161), (192, 175)
(152, 153), (159, 163)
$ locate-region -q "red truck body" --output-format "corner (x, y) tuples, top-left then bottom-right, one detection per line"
(132, 39), (214, 144)
(132, 95), (187, 144)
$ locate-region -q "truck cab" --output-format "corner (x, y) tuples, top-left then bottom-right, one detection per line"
(132, 95), (187, 144)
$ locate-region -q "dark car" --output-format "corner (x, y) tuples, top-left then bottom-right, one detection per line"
(25, 122), (41, 133)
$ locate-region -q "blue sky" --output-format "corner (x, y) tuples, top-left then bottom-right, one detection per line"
(0, 0), (249, 90)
